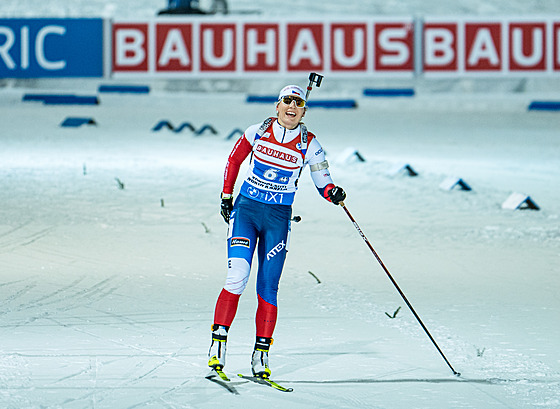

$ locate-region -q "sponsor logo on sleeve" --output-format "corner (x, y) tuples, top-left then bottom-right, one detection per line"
(231, 237), (250, 247)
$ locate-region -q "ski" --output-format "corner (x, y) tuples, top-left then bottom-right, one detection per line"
(237, 373), (293, 392)
(205, 369), (242, 395)
(207, 367), (230, 381)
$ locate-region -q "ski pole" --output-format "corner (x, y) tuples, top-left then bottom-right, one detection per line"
(339, 202), (461, 377)
(305, 72), (323, 101)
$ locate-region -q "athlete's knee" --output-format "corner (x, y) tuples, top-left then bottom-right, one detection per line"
(224, 258), (251, 295)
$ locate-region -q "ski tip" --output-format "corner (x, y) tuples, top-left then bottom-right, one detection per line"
(238, 373), (293, 392)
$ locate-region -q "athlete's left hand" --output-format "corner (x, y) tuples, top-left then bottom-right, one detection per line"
(220, 194), (233, 223)
(328, 186), (346, 205)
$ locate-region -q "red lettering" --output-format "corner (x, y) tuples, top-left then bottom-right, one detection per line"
(256, 145), (297, 163)
(113, 23), (148, 72)
(156, 23), (192, 72)
(375, 22), (414, 71)
(287, 24), (323, 71)
(331, 23), (367, 71)
(244, 23), (279, 71)
(555, 23), (560, 71)
(423, 22), (458, 72)
(509, 22), (546, 71)
(465, 23), (502, 71)
(200, 23), (236, 72)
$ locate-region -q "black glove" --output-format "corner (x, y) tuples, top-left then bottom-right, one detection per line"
(220, 194), (233, 223)
(328, 186), (346, 205)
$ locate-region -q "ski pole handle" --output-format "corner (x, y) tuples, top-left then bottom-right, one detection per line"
(306, 72), (324, 101)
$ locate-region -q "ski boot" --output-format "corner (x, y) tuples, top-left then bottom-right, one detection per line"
(208, 324), (228, 371)
(251, 336), (273, 379)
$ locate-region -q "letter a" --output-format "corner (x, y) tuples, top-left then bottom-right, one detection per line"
(289, 29), (321, 67)
(468, 28), (499, 67)
(159, 28), (190, 67)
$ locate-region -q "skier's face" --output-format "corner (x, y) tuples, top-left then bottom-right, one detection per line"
(276, 96), (306, 129)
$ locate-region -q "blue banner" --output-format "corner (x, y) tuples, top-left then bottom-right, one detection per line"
(0, 18), (103, 78)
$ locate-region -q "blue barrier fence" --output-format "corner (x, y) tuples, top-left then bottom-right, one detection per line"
(246, 96), (357, 108)
(60, 117), (97, 127)
(98, 85), (150, 94)
(528, 101), (560, 111)
(23, 94), (99, 105)
(363, 88), (415, 97)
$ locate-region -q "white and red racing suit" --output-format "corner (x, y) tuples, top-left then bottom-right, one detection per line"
(213, 117), (337, 338)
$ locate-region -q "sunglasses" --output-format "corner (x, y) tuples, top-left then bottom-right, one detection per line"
(281, 96), (306, 108)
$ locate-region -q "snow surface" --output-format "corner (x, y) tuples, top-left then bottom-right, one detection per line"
(1, 84), (559, 409)
(1, 1), (560, 408)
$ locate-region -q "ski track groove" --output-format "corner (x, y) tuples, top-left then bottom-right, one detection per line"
(132, 350), (182, 383)
(18, 276), (87, 312)
(0, 283), (37, 309)
(0, 224), (128, 269)
(51, 359), (97, 385)
(39, 314), (191, 404)
(27, 243), (131, 268)
(0, 222), (32, 242)
(0, 278), (31, 288)
(97, 310), (191, 328)
(0, 226), (55, 253)
(0, 275), (86, 317)
(0, 276), (126, 329)
(123, 381), (191, 409)
(44, 316), (191, 365)
(0, 311), (193, 329)
(122, 378), (202, 409)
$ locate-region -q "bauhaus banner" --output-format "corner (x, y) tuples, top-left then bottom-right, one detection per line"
(112, 17), (560, 77)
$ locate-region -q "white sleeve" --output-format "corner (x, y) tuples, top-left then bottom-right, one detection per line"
(242, 123), (261, 145)
(306, 138), (334, 190)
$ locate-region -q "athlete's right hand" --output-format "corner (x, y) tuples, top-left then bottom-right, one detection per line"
(328, 185), (346, 205)
(220, 193), (233, 223)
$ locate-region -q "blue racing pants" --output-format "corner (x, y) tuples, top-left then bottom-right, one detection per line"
(224, 194), (292, 306)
